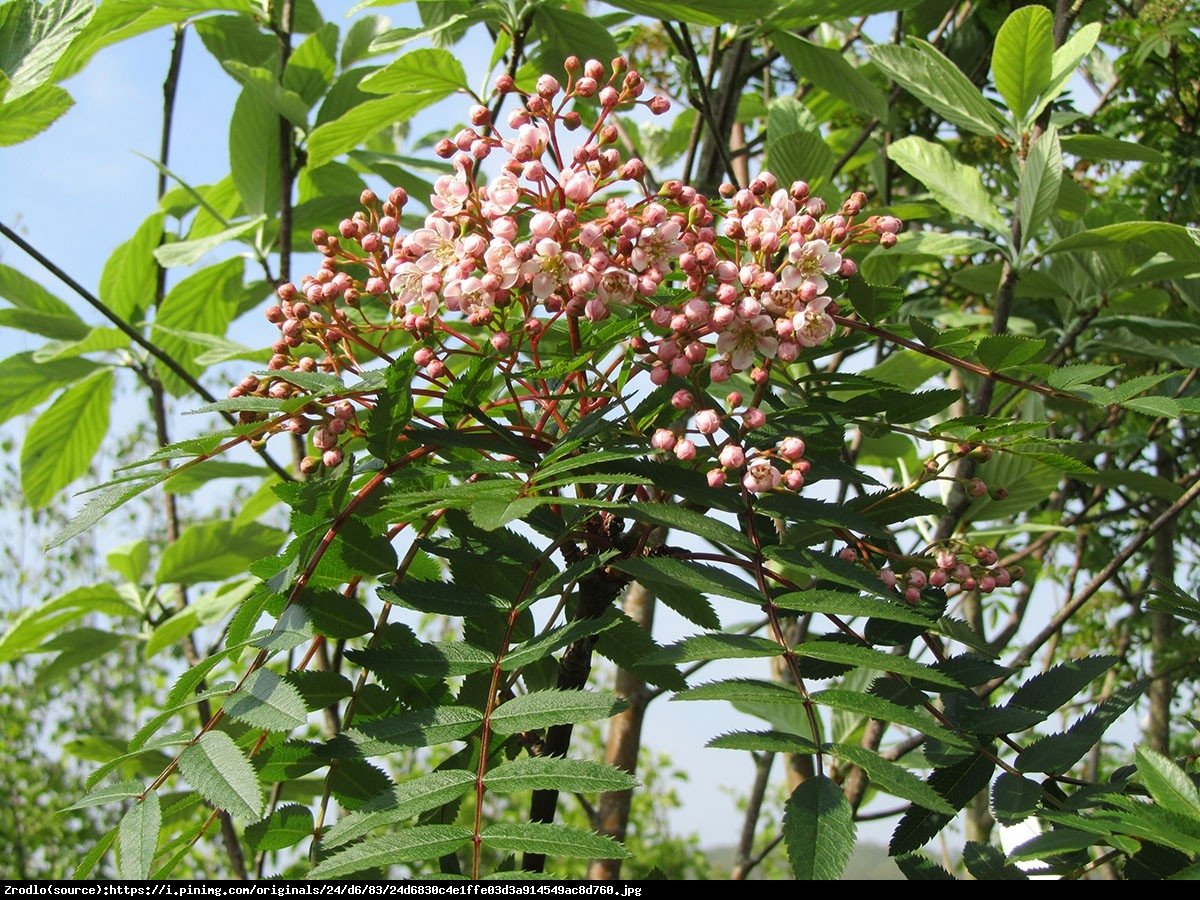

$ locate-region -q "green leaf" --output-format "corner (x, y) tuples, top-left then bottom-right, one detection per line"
(178, 730), (263, 820)
(1016, 680), (1146, 774)
(641, 633), (782, 665)
(976, 334), (1045, 371)
(990, 771), (1043, 825)
(783, 776), (856, 880)
(766, 96), (834, 189)
(827, 744), (956, 815)
(486, 757), (637, 794)
(673, 678), (800, 704)
(308, 89), (452, 169)
(1060, 134), (1165, 165)
(0, 82), (71, 144)
(379, 580), (507, 618)
(773, 31), (887, 119)
(283, 23), (337, 105)
(359, 47), (467, 95)
(1008, 828), (1097, 861)
(151, 257), (245, 395)
(157, 521), (285, 585)
(895, 852), (956, 880)
(888, 136), (1006, 232)
(811, 689), (969, 748)
(223, 61), (310, 127)
(868, 39), (1006, 137)
(1009, 655), (1114, 715)
(0, 350), (100, 425)
(367, 353), (417, 461)
(797, 641), (961, 688)
(1018, 126), (1061, 249)
(255, 604), (314, 654)
(1033, 22), (1101, 119)
(623, 502), (754, 555)
(991, 5), (1053, 123)
(296, 589), (373, 640)
(0, 583), (133, 664)
(706, 729), (819, 754)
(0, 0), (93, 99)
(963, 841), (1029, 880)
(308, 826), (472, 879)
(153, 216), (265, 267)
(0, 263), (88, 339)
(612, 557), (759, 603)
(223, 668), (309, 732)
(1043, 222), (1200, 263)
(1136, 746), (1200, 819)
(322, 770), (476, 849)
(889, 749), (996, 855)
(501, 615), (621, 672)
(481, 823), (631, 860)
(489, 690), (627, 735)
(845, 277), (903, 324)
(230, 85), (279, 218)
(773, 590), (934, 627)
(347, 639), (494, 680)
(346, 706), (483, 756)
(66, 779), (145, 811)
(246, 804), (313, 852)
(117, 791), (160, 880)
(533, 5), (619, 73)
(20, 369), (112, 509)
(1047, 364), (1117, 391)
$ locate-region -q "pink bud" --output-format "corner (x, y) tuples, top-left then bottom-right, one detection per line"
(742, 407), (766, 429)
(322, 448), (343, 468)
(674, 439), (697, 461)
(718, 444), (745, 469)
(706, 469), (726, 488)
(695, 409), (722, 435)
(880, 569), (897, 589)
(783, 469), (804, 491)
(651, 429), (677, 452)
(778, 437), (805, 461)
(671, 390), (694, 410)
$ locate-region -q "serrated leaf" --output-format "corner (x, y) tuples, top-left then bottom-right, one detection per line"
(245, 804), (313, 852)
(895, 852), (956, 880)
(992, 5), (1053, 123)
(1033, 22), (1100, 119)
(117, 791), (160, 881)
(490, 690), (626, 735)
(623, 503), (754, 555)
(359, 47), (466, 94)
(773, 31), (887, 119)
(813, 689), (964, 746)
(784, 776), (856, 880)
(963, 840), (1028, 879)
(65, 779), (145, 811)
(641, 633), (782, 666)
(0, 350), (100, 426)
(308, 87), (454, 170)
(1122, 396), (1182, 419)
(501, 615), (620, 671)
(773, 590), (934, 627)
(481, 823), (631, 860)
(1008, 828), (1097, 861)
(379, 580), (507, 618)
(0, 82), (72, 145)
(153, 216), (265, 267)
(296, 588), (373, 639)
(1136, 746), (1200, 819)
(486, 757), (637, 794)
(20, 369), (112, 509)
(991, 772), (1043, 826)
(1018, 127), (1061, 249)
(1043, 222), (1200, 263)
(828, 744), (956, 816)
(323, 770), (476, 849)
(0, 0), (94, 99)
(308, 826), (472, 878)
(367, 353), (417, 462)
(797, 641), (962, 688)
(612, 557), (759, 603)
(673, 678), (800, 705)
(178, 731), (263, 820)
(766, 96), (834, 189)
(1047, 364), (1117, 391)
(869, 39), (1006, 137)
(223, 668), (308, 732)
(888, 136), (1006, 232)
(1009, 656), (1114, 715)
(706, 729), (819, 753)
(347, 706), (483, 757)
(889, 749), (996, 855)
(347, 640), (494, 680)
(1017, 680), (1146, 775)
(256, 604), (314, 654)
(157, 521), (285, 586)
(1059, 135), (1164, 164)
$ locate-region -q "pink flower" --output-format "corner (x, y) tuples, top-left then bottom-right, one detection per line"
(792, 297), (835, 348)
(715, 313), (777, 371)
(630, 220), (687, 275)
(520, 239), (584, 300)
(431, 173), (470, 216)
(782, 238), (842, 295)
(482, 175), (520, 217)
(742, 459), (781, 493)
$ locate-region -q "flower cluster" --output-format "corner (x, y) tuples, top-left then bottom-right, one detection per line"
(849, 545), (1023, 603)
(232, 56), (901, 492)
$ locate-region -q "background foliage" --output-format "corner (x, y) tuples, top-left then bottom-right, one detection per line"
(2, 0), (1200, 881)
